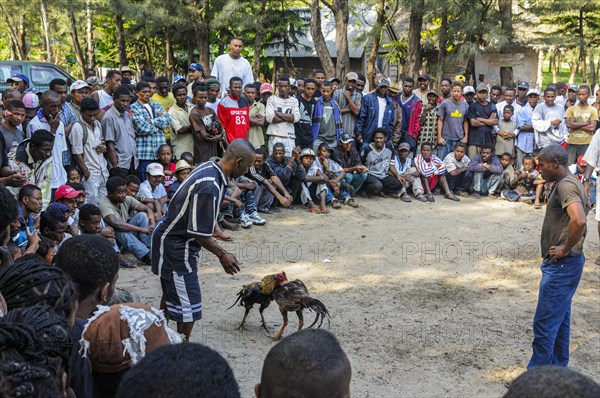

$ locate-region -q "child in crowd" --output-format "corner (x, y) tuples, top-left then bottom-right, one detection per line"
(414, 142), (459, 201)
(139, 163), (169, 220)
(495, 105), (516, 158)
(317, 143), (353, 209)
(443, 142), (472, 197)
(168, 159), (193, 199)
(180, 152), (195, 168)
(36, 235), (57, 264)
(501, 155), (542, 203)
(299, 148), (328, 214)
(67, 167), (81, 184)
(570, 155), (596, 207)
(395, 143), (426, 201)
(156, 144), (176, 189)
(498, 152), (516, 191)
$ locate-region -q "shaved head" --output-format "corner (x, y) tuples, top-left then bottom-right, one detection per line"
(220, 139), (256, 178)
(40, 90), (61, 106)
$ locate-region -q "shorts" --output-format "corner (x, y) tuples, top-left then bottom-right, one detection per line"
(160, 271), (202, 323)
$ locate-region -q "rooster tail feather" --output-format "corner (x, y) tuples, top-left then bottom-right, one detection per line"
(304, 297), (330, 328)
(227, 290), (244, 310)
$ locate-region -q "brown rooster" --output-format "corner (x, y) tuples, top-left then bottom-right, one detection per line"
(272, 279), (330, 341)
(228, 272), (288, 331)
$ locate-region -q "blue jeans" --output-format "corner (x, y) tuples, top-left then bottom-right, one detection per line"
(472, 172), (501, 194)
(115, 212), (151, 260)
(344, 172), (368, 194)
(435, 139), (459, 161)
(446, 170), (473, 192)
(233, 190), (258, 217)
(528, 254), (584, 368)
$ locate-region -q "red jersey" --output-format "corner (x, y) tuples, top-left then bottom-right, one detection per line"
(217, 95), (250, 143)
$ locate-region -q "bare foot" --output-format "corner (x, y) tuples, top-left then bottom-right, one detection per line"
(220, 219), (240, 231)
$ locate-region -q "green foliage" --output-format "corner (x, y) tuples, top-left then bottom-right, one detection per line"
(382, 40), (408, 64)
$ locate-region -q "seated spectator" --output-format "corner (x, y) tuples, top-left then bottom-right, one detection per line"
(395, 142), (425, 202)
(246, 148), (293, 213)
(332, 133), (369, 196)
(99, 176), (155, 265)
(168, 159), (193, 199)
(255, 329), (351, 398)
(115, 343), (240, 398)
(502, 155), (542, 203)
(13, 184), (43, 251)
(54, 234), (120, 398)
(180, 152), (195, 168)
(443, 142), (472, 197)
(498, 152), (516, 192)
(266, 143), (305, 203)
(156, 144), (176, 189)
(39, 206), (69, 249)
(414, 142), (458, 201)
(360, 129), (403, 198)
(36, 236), (57, 264)
(140, 163), (169, 219)
(54, 185), (85, 236)
(468, 144), (503, 198)
(80, 303), (182, 397)
(298, 148), (328, 213)
(317, 143), (354, 208)
(503, 365), (600, 398)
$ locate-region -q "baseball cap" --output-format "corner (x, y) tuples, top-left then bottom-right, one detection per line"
(339, 133), (354, 144)
(527, 88), (540, 97)
(319, 143), (334, 152)
(577, 155), (587, 166)
(172, 75), (186, 84)
(463, 86), (475, 95)
(205, 79), (220, 89)
(417, 74), (430, 81)
(427, 89), (439, 97)
(86, 76), (104, 86)
(260, 83), (273, 94)
(289, 78), (297, 87)
(146, 163), (165, 177)
(328, 77), (340, 84)
(189, 63), (203, 71)
(55, 185), (84, 200)
(377, 79), (390, 88)
(568, 84), (579, 91)
(556, 82), (567, 90)
(175, 159), (192, 173)
(70, 80), (91, 92)
(398, 143), (411, 151)
(7, 73), (30, 86)
(22, 92), (39, 109)
(476, 83), (488, 92)
(345, 72), (358, 81)
(454, 75), (466, 82)
(301, 148), (316, 158)
(517, 81), (529, 89)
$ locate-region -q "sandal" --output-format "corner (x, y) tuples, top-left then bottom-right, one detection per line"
(426, 193), (435, 202)
(307, 207), (321, 214)
(400, 193), (412, 202)
(416, 193), (427, 202)
(319, 207), (330, 214)
(533, 204), (542, 209)
(445, 193), (460, 201)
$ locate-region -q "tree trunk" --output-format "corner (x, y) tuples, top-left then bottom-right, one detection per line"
(187, 34), (194, 65)
(142, 37), (151, 70)
(568, 61), (578, 84)
(436, 8), (448, 90)
(165, 25), (174, 72)
(367, 0), (385, 88)
(115, 13), (128, 67)
(498, 0), (512, 48)
(195, 22), (210, 75)
(19, 15), (28, 59)
(333, 0), (350, 78)
(578, 6), (587, 83)
(68, 7), (87, 78)
(251, 0), (268, 78)
(86, 0), (95, 69)
(40, 0), (52, 62)
(590, 49), (596, 88)
(536, 49), (544, 88)
(407, 0), (424, 78)
(552, 51), (560, 82)
(310, 0), (335, 77)
(0, 4), (25, 60)
(8, 35), (16, 60)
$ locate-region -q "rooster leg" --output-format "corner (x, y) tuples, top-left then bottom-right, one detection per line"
(237, 306), (252, 330)
(272, 310), (288, 341)
(258, 301), (271, 333)
(296, 310), (304, 331)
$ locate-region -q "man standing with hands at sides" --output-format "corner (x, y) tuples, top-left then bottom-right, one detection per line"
(152, 139), (255, 341)
(436, 82), (469, 161)
(529, 144), (587, 369)
(266, 76), (300, 156)
(212, 38), (254, 95)
(333, 72), (362, 140)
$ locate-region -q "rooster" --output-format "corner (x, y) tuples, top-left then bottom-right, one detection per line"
(272, 279), (330, 341)
(228, 272), (288, 331)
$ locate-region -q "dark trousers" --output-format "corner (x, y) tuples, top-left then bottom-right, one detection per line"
(110, 158), (139, 179)
(363, 174), (402, 195)
(446, 170), (473, 192)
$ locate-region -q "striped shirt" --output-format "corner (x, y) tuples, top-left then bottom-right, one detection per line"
(151, 161), (225, 278)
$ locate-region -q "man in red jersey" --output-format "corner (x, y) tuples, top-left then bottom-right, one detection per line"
(218, 76), (250, 143)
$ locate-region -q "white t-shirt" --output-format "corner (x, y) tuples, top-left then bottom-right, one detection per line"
(26, 116), (68, 189)
(69, 120), (109, 183)
(96, 90), (113, 109)
(265, 95), (300, 138)
(377, 97), (386, 127)
(212, 54), (254, 94)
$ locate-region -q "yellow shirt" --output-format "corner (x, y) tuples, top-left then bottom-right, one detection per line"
(151, 93), (176, 141)
(565, 104), (599, 145)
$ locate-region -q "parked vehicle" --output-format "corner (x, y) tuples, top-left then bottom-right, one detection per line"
(0, 61), (75, 95)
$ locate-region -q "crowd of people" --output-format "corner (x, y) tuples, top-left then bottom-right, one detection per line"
(1, 35), (600, 397)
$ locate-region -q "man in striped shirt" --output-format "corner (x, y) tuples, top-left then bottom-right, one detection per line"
(151, 139), (255, 341)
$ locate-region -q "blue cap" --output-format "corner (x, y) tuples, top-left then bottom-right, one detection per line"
(7, 73), (30, 86)
(517, 81), (529, 89)
(189, 63), (203, 71)
(172, 75), (186, 84)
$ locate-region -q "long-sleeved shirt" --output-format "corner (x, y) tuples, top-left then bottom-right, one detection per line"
(266, 155), (305, 187)
(532, 102), (566, 148)
(130, 101), (171, 160)
(332, 146), (362, 169)
(515, 104), (535, 153)
(468, 154), (503, 174)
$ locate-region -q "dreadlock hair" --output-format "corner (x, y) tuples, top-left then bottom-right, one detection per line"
(54, 234), (119, 301)
(2, 305), (71, 379)
(0, 184), (19, 233)
(0, 256), (77, 320)
(0, 361), (61, 398)
(0, 321), (44, 365)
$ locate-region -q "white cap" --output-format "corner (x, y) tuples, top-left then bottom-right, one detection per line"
(527, 88), (540, 96)
(463, 86), (475, 94)
(146, 163), (165, 177)
(289, 78), (297, 87)
(70, 80), (91, 92)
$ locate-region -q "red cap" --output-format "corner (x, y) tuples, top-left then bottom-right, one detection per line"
(577, 155), (587, 166)
(55, 185), (83, 200)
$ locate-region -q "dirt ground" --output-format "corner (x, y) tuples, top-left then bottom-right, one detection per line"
(118, 196), (600, 398)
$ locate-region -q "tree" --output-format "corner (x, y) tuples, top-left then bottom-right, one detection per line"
(310, 1), (335, 77)
(407, 0), (424, 77)
(40, 0), (53, 62)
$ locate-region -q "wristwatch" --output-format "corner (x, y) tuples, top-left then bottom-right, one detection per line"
(582, 177), (590, 183)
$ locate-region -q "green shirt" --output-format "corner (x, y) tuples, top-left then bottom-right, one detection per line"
(99, 195), (141, 223)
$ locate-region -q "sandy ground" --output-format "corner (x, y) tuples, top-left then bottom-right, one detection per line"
(118, 195), (600, 398)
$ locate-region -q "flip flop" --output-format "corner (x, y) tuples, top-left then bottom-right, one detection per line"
(319, 207), (330, 214)
(307, 207), (321, 214)
(213, 234), (233, 241)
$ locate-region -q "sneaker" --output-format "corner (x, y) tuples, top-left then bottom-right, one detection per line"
(332, 199), (342, 209)
(344, 198), (359, 208)
(239, 213), (253, 228)
(248, 211), (266, 225)
(139, 254), (151, 266)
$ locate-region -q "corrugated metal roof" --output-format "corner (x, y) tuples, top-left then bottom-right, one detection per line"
(265, 7), (376, 59)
